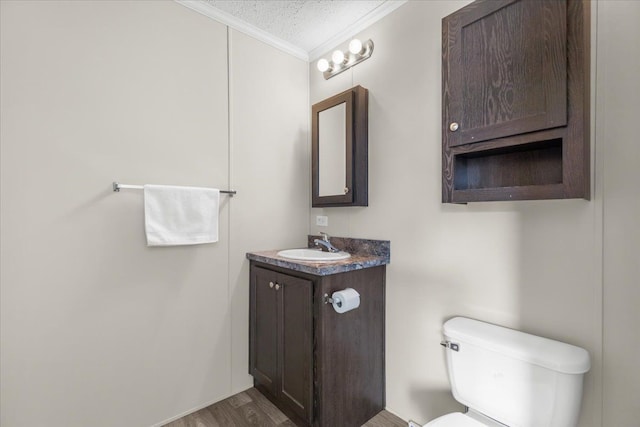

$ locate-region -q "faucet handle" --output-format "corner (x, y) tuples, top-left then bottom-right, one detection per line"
(319, 231), (330, 241)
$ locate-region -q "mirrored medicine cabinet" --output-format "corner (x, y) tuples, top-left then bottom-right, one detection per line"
(312, 85), (368, 207)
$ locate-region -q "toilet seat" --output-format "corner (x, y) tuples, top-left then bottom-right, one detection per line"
(423, 411), (506, 427)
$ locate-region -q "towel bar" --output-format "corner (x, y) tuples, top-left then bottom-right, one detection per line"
(112, 182), (236, 196)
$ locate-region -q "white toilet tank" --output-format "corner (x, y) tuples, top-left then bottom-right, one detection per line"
(443, 317), (590, 427)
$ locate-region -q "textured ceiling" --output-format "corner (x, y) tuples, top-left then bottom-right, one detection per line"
(204, 0), (388, 53)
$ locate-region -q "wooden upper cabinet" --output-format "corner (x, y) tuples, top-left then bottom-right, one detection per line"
(446, 0), (567, 146)
(442, 0), (590, 203)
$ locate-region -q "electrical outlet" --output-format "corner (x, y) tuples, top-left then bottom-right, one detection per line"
(315, 215), (328, 227)
(407, 421), (422, 427)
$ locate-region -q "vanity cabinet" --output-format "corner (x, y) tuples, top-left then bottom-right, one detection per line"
(442, 0), (590, 202)
(249, 261), (385, 427)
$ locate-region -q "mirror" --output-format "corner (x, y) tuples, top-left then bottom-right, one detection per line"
(312, 85), (368, 207)
(318, 102), (347, 196)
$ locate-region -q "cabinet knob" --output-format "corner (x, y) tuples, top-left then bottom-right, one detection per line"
(275, 284), (280, 290)
(269, 281), (274, 289)
(449, 122), (459, 132)
(344, 187), (349, 194)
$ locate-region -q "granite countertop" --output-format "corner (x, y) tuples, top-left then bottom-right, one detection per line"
(246, 236), (390, 276)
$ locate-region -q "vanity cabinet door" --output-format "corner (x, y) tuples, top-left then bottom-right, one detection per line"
(249, 266), (313, 424)
(250, 267), (279, 396)
(278, 274), (313, 423)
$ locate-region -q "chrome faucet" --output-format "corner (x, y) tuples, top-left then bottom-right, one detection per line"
(314, 232), (340, 253)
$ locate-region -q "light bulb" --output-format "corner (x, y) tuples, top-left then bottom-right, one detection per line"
(349, 38), (363, 55)
(331, 50), (345, 65)
(317, 58), (330, 72)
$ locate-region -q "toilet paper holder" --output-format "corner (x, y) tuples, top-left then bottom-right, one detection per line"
(323, 293), (337, 306)
(324, 292), (356, 309)
(324, 288), (361, 313)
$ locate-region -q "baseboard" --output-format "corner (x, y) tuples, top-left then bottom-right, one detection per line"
(150, 394), (228, 427)
(384, 405), (408, 423)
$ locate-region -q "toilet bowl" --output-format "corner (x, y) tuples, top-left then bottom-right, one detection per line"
(423, 317), (590, 427)
(424, 411), (503, 427)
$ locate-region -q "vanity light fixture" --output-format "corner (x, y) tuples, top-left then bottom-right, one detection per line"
(317, 58), (330, 73)
(348, 38), (363, 54)
(331, 49), (346, 66)
(316, 38), (374, 80)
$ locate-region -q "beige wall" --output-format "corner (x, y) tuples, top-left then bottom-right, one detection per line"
(227, 29), (310, 394)
(598, 1), (640, 426)
(0, 1), (307, 426)
(309, 0), (637, 425)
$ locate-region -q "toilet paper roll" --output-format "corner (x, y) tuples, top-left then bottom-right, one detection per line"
(331, 288), (360, 314)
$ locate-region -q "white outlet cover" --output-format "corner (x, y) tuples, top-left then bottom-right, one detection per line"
(316, 215), (328, 226)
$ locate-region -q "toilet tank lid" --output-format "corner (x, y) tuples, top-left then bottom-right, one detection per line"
(443, 317), (590, 374)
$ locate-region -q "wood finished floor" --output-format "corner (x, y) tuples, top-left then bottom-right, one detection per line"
(163, 387), (406, 427)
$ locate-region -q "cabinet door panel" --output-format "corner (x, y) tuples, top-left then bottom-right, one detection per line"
(278, 273), (313, 423)
(250, 267), (278, 395)
(445, 0), (567, 146)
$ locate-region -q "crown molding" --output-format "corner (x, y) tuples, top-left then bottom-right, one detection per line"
(308, 0), (408, 61)
(175, 0), (310, 61)
(176, 0), (408, 63)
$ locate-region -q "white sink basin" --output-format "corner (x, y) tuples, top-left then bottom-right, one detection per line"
(277, 248), (351, 262)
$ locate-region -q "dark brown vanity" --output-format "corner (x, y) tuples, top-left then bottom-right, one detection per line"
(247, 237), (389, 427)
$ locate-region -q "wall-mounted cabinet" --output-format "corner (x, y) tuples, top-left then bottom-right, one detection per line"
(442, 0), (590, 203)
(312, 86), (368, 207)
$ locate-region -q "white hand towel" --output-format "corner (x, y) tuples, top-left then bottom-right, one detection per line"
(144, 184), (219, 246)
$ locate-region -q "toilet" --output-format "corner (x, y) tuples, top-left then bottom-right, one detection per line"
(425, 317), (590, 427)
